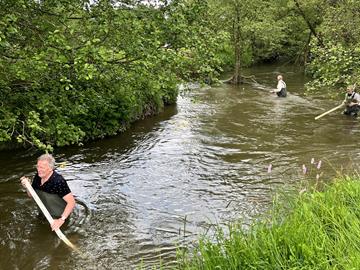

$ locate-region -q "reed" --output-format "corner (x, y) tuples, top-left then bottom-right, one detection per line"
(177, 176), (360, 269)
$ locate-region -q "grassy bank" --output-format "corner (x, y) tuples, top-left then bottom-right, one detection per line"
(177, 176), (360, 269)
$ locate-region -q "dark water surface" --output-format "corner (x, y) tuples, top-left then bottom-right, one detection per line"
(1, 64), (360, 269)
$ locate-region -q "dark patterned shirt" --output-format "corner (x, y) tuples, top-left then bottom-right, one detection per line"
(32, 171), (71, 198)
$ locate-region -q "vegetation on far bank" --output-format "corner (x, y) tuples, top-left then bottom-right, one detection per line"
(177, 175), (360, 269)
(1, 0), (359, 150)
(0, 0), (227, 151)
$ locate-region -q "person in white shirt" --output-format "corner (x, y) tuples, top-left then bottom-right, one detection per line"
(270, 75), (287, 97)
(343, 85), (360, 116)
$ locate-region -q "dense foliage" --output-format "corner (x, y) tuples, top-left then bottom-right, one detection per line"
(0, 0), (358, 150)
(206, 0), (360, 91)
(207, 0), (292, 83)
(0, 0), (227, 151)
(305, 0), (360, 91)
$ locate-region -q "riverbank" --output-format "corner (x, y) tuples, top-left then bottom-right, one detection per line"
(177, 176), (360, 269)
(0, 82), (179, 152)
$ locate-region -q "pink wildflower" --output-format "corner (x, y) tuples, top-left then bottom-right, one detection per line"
(317, 160), (322, 169)
(302, 164), (307, 174)
(267, 164), (272, 173)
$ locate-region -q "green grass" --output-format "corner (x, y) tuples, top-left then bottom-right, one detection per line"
(177, 176), (360, 270)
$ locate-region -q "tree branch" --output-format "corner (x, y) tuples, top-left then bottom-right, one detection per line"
(293, 0), (324, 47)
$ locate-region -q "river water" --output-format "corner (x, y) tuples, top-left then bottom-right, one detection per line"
(1, 64), (360, 269)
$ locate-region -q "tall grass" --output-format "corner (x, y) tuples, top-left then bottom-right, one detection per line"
(178, 176), (360, 269)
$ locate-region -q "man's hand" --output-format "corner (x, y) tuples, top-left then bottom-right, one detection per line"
(51, 218), (65, 231)
(20, 176), (30, 188)
(20, 176), (32, 197)
(349, 102), (357, 107)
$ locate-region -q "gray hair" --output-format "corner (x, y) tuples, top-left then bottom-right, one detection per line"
(38, 154), (56, 169)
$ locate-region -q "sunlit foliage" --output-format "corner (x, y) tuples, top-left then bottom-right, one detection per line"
(0, 0), (226, 150)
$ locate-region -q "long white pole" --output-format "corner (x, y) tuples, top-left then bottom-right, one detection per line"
(314, 103), (344, 120)
(22, 178), (78, 251)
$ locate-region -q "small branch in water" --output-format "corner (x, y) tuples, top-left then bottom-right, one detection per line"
(222, 74), (259, 85)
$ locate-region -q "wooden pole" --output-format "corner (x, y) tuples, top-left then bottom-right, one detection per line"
(314, 103), (344, 120)
(22, 178), (79, 252)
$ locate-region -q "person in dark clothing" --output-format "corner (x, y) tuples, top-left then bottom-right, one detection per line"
(21, 154), (75, 231)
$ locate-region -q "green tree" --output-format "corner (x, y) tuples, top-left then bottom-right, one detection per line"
(209, 0), (290, 84)
(0, 0), (225, 151)
(305, 0), (360, 92)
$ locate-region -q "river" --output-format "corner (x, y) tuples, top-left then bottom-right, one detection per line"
(1, 64), (360, 269)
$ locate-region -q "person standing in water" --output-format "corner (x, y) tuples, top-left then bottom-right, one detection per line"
(270, 74), (287, 97)
(21, 154), (75, 231)
(343, 85), (360, 116)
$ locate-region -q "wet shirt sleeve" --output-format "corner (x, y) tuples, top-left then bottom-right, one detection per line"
(276, 81), (286, 92)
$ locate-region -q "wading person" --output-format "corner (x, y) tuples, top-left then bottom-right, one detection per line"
(270, 74), (287, 97)
(343, 85), (360, 117)
(21, 154), (75, 231)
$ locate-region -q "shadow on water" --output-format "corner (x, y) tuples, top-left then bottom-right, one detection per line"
(0, 185), (72, 270)
(1, 63), (360, 269)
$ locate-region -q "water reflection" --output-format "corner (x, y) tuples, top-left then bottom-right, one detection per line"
(1, 64), (360, 269)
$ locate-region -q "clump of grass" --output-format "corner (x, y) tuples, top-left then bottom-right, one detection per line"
(178, 176), (360, 269)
